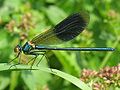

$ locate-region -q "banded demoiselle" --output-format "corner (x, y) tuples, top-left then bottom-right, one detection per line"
(11, 12), (115, 66)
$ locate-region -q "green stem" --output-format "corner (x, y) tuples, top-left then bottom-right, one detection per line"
(100, 37), (120, 68)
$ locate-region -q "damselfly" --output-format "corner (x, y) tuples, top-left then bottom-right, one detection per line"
(10, 12), (115, 67)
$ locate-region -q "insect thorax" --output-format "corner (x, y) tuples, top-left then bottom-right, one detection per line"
(22, 42), (34, 54)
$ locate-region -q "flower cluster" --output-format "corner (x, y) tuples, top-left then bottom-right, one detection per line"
(6, 12), (34, 41)
(80, 64), (120, 90)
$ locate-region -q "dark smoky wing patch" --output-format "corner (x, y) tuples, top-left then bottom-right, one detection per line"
(54, 13), (89, 41)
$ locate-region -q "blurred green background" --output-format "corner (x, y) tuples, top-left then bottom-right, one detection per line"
(0, 0), (120, 90)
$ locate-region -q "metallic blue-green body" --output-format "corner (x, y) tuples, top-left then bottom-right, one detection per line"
(22, 42), (33, 54)
(21, 42), (115, 55)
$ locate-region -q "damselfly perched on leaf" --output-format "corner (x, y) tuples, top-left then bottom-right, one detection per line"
(10, 12), (115, 67)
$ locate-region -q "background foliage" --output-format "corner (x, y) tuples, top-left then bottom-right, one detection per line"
(0, 0), (120, 90)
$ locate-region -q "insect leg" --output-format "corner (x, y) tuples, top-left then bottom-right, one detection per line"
(27, 51), (46, 69)
(43, 52), (55, 73)
(36, 51), (47, 66)
(30, 51), (54, 72)
(27, 51), (46, 65)
(30, 55), (38, 69)
(8, 52), (22, 69)
(27, 55), (38, 65)
(8, 52), (21, 64)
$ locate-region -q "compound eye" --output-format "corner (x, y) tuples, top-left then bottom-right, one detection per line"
(14, 45), (21, 53)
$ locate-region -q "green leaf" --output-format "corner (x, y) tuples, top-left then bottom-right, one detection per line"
(0, 63), (92, 90)
(22, 71), (36, 90)
(0, 76), (9, 90)
(9, 71), (19, 90)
